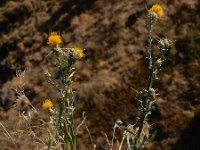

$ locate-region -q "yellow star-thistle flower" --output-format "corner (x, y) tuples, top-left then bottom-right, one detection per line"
(42, 99), (53, 110)
(74, 46), (84, 59)
(47, 32), (62, 46)
(149, 4), (164, 18)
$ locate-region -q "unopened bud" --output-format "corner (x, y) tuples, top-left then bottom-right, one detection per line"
(158, 38), (172, 49)
(149, 88), (158, 100)
(151, 12), (158, 20)
(156, 58), (163, 66)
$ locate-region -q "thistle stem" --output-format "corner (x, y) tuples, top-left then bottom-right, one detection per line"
(47, 50), (77, 150)
(134, 14), (154, 149)
(147, 14), (154, 90)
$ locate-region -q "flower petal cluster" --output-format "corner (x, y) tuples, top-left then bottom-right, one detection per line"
(149, 4), (163, 18)
(47, 32), (62, 46)
(42, 99), (53, 110)
(73, 46), (84, 59)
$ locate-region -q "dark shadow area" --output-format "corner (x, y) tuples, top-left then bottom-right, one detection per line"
(125, 9), (144, 28)
(0, 65), (15, 84)
(0, 41), (17, 61)
(0, 0), (6, 7)
(40, 0), (96, 32)
(0, 4), (32, 33)
(172, 111), (200, 150)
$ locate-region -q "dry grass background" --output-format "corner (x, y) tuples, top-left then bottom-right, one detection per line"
(0, 0), (200, 149)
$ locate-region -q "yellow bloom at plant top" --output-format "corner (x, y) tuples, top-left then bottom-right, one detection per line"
(42, 99), (53, 110)
(47, 32), (62, 46)
(149, 4), (163, 18)
(74, 46), (84, 59)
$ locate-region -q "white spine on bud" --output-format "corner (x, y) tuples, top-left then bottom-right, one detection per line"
(158, 38), (172, 49)
(156, 58), (163, 66)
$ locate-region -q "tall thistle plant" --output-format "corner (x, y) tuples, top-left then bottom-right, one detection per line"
(117, 4), (171, 150)
(43, 32), (85, 150)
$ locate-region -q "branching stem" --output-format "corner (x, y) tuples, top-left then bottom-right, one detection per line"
(133, 14), (154, 150)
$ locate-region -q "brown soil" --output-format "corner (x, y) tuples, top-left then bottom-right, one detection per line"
(0, 0), (200, 149)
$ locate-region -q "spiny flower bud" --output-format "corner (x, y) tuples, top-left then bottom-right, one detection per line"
(156, 58), (163, 66)
(151, 12), (158, 20)
(149, 88), (158, 100)
(158, 38), (172, 49)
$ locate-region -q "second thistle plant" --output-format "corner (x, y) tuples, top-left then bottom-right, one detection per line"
(117, 4), (171, 150)
(43, 32), (85, 150)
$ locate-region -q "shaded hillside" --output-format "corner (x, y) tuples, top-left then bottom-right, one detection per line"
(0, 0), (200, 149)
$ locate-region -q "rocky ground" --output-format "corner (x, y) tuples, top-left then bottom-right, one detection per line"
(0, 0), (200, 149)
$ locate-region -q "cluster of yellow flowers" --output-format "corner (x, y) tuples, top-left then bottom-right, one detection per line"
(148, 4), (163, 18)
(43, 32), (84, 110)
(47, 32), (84, 59)
(43, 4), (163, 111)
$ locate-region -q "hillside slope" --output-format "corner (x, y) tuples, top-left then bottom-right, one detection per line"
(0, 0), (200, 149)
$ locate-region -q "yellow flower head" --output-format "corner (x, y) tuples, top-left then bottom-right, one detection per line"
(149, 4), (163, 18)
(42, 99), (53, 110)
(47, 32), (62, 46)
(73, 46), (84, 59)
